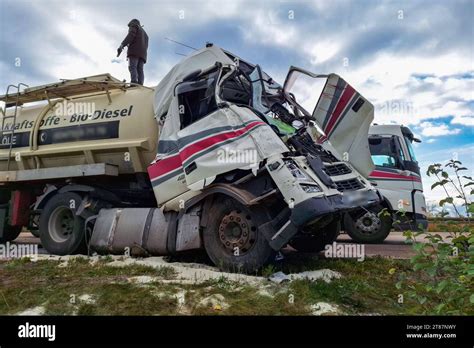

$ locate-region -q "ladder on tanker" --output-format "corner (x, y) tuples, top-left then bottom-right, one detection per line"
(0, 83), (29, 171)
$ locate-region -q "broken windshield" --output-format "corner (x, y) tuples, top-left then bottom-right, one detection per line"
(282, 68), (327, 120)
(218, 62), (324, 137)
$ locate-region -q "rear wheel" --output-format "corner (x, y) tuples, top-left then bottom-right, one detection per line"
(344, 205), (392, 243)
(203, 197), (275, 273)
(289, 219), (341, 253)
(39, 192), (86, 255)
(0, 225), (22, 243)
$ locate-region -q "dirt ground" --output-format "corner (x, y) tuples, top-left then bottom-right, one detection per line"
(11, 230), (451, 259)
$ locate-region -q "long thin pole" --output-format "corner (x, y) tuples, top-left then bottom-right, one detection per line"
(164, 37), (198, 51)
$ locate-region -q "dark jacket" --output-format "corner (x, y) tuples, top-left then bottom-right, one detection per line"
(121, 19), (149, 63)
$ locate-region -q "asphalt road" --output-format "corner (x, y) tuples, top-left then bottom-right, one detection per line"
(9, 231), (452, 260)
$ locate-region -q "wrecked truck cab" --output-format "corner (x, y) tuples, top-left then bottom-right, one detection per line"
(145, 45), (380, 271)
(148, 62), (288, 207)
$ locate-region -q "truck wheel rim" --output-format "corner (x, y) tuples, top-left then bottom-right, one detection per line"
(218, 210), (256, 255)
(355, 212), (381, 235)
(48, 206), (75, 243)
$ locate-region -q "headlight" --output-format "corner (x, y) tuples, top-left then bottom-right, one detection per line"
(300, 184), (321, 193)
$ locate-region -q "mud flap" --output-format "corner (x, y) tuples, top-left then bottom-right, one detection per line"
(264, 219), (299, 251)
(259, 207), (296, 250)
(0, 207), (6, 238)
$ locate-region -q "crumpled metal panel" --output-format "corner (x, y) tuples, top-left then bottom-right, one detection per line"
(176, 206), (201, 252)
(145, 209), (169, 255)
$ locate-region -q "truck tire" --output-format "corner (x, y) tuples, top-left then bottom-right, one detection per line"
(289, 219), (340, 253)
(344, 205), (392, 244)
(39, 192), (86, 255)
(0, 225), (22, 243)
(203, 197), (275, 273)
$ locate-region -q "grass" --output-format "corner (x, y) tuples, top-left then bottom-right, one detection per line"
(285, 257), (412, 315)
(0, 254), (471, 316)
(0, 258), (179, 315)
(427, 221), (473, 233)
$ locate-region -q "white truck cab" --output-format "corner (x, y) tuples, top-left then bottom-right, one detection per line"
(343, 124), (428, 243)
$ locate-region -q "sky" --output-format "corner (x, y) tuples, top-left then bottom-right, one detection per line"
(0, 0), (473, 207)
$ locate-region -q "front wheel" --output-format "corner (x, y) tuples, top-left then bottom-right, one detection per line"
(344, 205), (392, 244)
(39, 192), (87, 255)
(289, 219), (341, 253)
(203, 196), (275, 273)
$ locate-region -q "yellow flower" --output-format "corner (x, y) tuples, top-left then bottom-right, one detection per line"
(458, 275), (466, 283)
(388, 268), (396, 275)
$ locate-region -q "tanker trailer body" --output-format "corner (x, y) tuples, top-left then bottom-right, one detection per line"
(0, 74), (159, 248)
(0, 46), (380, 272)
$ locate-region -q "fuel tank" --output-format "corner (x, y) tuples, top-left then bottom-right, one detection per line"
(89, 207), (202, 256)
(90, 208), (169, 256)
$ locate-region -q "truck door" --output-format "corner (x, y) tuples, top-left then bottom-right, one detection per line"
(282, 68), (374, 177)
(149, 65), (288, 204)
(172, 66), (273, 189)
(148, 67), (226, 204)
(368, 135), (421, 214)
(148, 68), (225, 203)
(399, 129), (427, 224)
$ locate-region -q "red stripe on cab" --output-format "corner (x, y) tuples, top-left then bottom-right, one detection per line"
(148, 120), (265, 181)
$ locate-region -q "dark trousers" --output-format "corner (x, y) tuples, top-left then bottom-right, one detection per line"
(128, 56), (145, 85)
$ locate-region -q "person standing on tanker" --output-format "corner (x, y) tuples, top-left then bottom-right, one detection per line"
(117, 19), (149, 85)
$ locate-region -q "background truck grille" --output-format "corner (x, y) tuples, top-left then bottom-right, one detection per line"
(335, 178), (364, 191)
(323, 163), (352, 176)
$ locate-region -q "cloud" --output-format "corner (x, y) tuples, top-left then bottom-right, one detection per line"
(1, 0), (472, 203)
(451, 115), (474, 126)
(419, 122), (461, 137)
(232, 1), (474, 128)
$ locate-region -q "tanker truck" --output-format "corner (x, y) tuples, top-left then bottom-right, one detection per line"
(0, 44), (380, 272)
